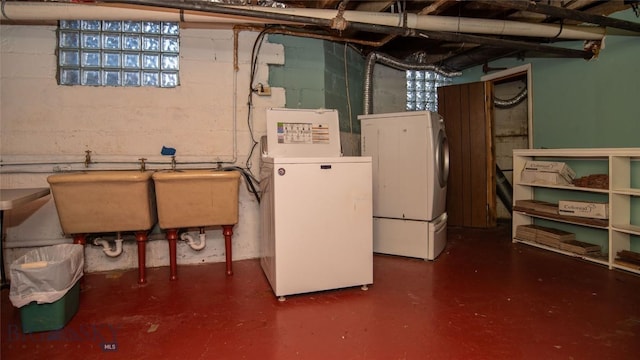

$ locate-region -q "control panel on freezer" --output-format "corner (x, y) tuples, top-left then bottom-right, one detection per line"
(264, 108), (341, 158)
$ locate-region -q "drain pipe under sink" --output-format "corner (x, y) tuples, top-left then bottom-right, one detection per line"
(181, 228), (207, 251)
(93, 236), (125, 257)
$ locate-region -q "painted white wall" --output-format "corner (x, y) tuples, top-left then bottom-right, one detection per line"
(0, 25), (285, 274)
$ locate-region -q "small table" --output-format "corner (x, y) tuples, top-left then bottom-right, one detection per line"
(0, 188), (51, 289)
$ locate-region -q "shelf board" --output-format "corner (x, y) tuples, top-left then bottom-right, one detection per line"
(513, 148), (640, 157)
(611, 188), (640, 196)
(612, 261), (640, 275)
(611, 224), (640, 236)
(517, 182), (609, 193)
(513, 207), (609, 229)
(514, 238), (609, 265)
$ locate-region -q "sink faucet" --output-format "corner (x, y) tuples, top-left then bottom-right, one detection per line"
(139, 158), (147, 171)
(171, 156), (176, 171)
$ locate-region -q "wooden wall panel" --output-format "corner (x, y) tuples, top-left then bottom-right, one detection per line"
(468, 82), (488, 227)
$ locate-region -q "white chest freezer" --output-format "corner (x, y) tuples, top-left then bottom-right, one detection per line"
(259, 109), (373, 299)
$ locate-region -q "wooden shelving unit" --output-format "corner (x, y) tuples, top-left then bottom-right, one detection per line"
(512, 148), (640, 275)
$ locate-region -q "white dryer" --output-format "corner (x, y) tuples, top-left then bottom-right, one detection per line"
(359, 111), (449, 260)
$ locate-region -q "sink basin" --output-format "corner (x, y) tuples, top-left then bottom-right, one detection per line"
(152, 169), (241, 279)
(47, 171), (157, 234)
(47, 170), (157, 284)
(152, 169), (240, 229)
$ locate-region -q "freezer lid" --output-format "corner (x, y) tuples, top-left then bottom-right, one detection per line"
(264, 108), (342, 158)
(262, 156), (372, 165)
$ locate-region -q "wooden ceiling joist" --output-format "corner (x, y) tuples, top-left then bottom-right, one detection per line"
(479, 0), (640, 33)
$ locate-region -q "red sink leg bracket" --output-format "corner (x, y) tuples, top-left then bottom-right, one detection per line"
(135, 231), (148, 284)
(72, 234), (86, 245)
(222, 225), (234, 276)
(166, 228), (179, 281)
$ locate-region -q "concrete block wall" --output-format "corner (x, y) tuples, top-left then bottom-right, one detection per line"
(372, 64), (406, 114)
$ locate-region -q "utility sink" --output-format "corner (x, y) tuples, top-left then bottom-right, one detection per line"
(152, 169), (240, 229)
(47, 171), (157, 234)
(47, 170), (157, 284)
(152, 169), (241, 278)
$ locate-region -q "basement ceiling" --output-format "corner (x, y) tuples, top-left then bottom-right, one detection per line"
(2, 0), (640, 71)
(263, 0), (640, 71)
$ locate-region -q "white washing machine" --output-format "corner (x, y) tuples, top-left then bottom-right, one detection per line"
(359, 111), (449, 260)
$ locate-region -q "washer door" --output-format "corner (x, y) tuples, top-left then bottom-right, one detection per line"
(435, 128), (449, 188)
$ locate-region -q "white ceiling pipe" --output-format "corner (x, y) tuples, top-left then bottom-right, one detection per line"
(1, 2), (607, 41)
(224, 5), (607, 40)
(0, 2), (268, 24)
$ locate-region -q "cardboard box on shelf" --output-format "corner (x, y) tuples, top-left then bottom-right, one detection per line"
(558, 200), (609, 219)
(514, 199), (558, 215)
(523, 161), (576, 183)
(515, 224), (576, 248)
(559, 240), (602, 255)
(521, 170), (572, 185)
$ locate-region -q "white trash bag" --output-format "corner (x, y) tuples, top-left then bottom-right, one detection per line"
(9, 244), (84, 308)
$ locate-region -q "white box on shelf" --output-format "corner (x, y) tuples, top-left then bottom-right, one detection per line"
(521, 170), (572, 185)
(524, 160), (576, 182)
(558, 200), (609, 219)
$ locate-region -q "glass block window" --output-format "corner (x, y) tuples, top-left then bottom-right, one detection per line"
(57, 20), (180, 87)
(406, 70), (452, 112)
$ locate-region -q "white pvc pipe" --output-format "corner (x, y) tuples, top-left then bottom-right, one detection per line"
(0, 2), (265, 25)
(180, 232), (207, 251)
(93, 237), (124, 257)
(226, 6), (607, 40)
(1, 2), (606, 41)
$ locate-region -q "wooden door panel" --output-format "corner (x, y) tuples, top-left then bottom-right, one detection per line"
(438, 82), (496, 228)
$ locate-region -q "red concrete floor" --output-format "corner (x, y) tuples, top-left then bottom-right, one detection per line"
(2, 223), (640, 360)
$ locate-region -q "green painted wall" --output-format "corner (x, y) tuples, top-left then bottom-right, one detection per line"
(323, 41), (365, 133)
(268, 35), (326, 109)
(459, 8), (640, 149)
(268, 35), (365, 133)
